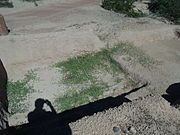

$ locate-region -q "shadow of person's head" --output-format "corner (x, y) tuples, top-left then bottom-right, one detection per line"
(28, 98), (57, 124)
(26, 98), (72, 135)
(35, 98), (45, 110)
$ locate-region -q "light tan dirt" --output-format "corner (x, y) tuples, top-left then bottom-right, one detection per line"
(0, 0), (179, 134)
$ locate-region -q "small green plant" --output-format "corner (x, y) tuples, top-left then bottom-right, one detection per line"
(21, 0), (40, 2)
(149, 0), (180, 23)
(8, 70), (37, 114)
(54, 84), (108, 111)
(101, 0), (144, 17)
(21, 0), (39, 6)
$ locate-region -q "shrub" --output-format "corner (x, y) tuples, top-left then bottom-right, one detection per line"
(101, 0), (144, 17)
(20, 0), (40, 6)
(0, 0), (13, 8)
(22, 0), (40, 2)
(148, 0), (180, 23)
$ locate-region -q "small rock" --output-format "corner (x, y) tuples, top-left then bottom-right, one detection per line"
(174, 28), (180, 38)
(113, 126), (121, 134)
(129, 126), (137, 134)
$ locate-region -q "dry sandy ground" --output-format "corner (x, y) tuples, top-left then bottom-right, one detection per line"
(0, 0), (180, 134)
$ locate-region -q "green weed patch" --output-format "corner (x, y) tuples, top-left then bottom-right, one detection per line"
(8, 70), (37, 114)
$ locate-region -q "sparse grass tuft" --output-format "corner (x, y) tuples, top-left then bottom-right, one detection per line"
(110, 42), (157, 68)
(55, 49), (122, 84)
(20, 0), (39, 6)
(54, 47), (125, 111)
(21, 0), (40, 2)
(8, 70), (37, 114)
(55, 84), (108, 111)
(54, 42), (154, 112)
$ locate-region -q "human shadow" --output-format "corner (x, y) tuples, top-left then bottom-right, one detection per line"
(162, 83), (180, 106)
(0, 84), (147, 135)
(26, 98), (72, 135)
(28, 98), (57, 124)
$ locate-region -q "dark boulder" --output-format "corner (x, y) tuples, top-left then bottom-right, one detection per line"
(0, 59), (8, 130)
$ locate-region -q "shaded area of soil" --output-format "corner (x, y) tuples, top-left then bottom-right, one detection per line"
(162, 83), (180, 106)
(0, 84), (147, 135)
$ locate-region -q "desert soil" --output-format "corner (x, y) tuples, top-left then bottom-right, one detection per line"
(0, 0), (180, 134)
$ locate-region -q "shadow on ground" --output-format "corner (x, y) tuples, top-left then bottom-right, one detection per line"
(162, 83), (180, 107)
(0, 84), (147, 135)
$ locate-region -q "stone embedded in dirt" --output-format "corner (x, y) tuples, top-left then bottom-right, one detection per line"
(174, 28), (180, 38)
(129, 126), (137, 134)
(113, 126), (121, 134)
(0, 15), (9, 36)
